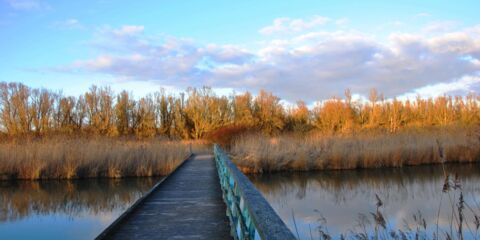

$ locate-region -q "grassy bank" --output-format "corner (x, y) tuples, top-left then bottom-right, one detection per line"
(0, 137), (208, 180)
(230, 127), (480, 173)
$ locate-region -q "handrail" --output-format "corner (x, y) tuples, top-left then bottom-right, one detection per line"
(95, 153), (194, 240)
(214, 144), (297, 240)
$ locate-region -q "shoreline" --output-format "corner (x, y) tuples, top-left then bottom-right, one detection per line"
(231, 127), (480, 173)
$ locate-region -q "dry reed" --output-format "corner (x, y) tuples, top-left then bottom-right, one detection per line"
(231, 127), (480, 173)
(0, 137), (208, 180)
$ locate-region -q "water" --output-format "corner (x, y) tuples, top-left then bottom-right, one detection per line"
(250, 164), (480, 239)
(0, 178), (160, 239)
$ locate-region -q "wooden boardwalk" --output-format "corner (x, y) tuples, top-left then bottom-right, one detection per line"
(98, 154), (232, 240)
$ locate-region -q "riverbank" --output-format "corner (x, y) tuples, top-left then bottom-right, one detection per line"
(231, 126), (480, 173)
(0, 137), (208, 180)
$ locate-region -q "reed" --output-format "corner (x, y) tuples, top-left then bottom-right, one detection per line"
(0, 137), (207, 180)
(230, 126), (480, 173)
(308, 170), (480, 239)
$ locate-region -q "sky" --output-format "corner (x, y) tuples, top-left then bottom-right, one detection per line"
(1, 0), (480, 102)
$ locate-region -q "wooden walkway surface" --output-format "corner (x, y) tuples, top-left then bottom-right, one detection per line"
(99, 154), (232, 240)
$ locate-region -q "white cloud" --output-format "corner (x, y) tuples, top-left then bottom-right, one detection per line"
(427, 32), (479, 54)
(335, 18), (349, 26)
(399, 75), (480, 100)
(5, 0), (49, 10)
(259, 16), (330, 35)
(201, 44), (254, 64)
(416, 12), (431, 18)
(423, 21), (458, 33)
(57, 23), (480, 101)
(112, 25), (145, 36)
(74, 55), (115, 70)
(52, 18), (84, 29)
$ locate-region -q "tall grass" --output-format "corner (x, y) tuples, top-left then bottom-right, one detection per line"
(0, 137), (207, 180)
(231, 127), (480, 173)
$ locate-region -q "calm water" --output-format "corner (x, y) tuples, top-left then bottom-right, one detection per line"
(250, 164), (480, 239)
(0, 178), (160, 239)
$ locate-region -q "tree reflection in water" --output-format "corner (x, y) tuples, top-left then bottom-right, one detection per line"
(0, 178), (159, 222)
(250, 164), (480, 239)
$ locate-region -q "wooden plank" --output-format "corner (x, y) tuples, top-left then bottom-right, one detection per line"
(98, 154), (232, 240)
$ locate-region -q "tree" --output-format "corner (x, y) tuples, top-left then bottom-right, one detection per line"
(115, 90), (135, 135)
(30, 88), (55, 134)
(155, 90), (174, 137)
(73, 95), (86, 131)
(134, 95), (157, 138)
(0, 82), (15, 134)
(388, 98), (402, 133)
(1, 81), (480, 138)
(313, 98), (347, 133)
(368, 88), (379, 128)
(232, 92), (255, 127)
(85, 86), (116, 135)
(172, 93), (190, 139)
(57, 96), (77, 133)
(0, 83), (33, 135)
(285, 101), (311, 133)
(253, 90), (285, 135)
(184, 87), (231, 139)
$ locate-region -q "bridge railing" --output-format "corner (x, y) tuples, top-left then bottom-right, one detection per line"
(214, 144), (297, 240)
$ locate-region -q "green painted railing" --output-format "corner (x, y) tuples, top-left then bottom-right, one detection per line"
(214, 144), (297, 240)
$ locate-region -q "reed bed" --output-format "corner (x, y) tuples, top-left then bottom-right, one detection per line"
(231, 127), (480, 173)
(0, 137), (208, 180)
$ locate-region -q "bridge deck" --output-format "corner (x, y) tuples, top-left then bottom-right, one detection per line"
(100, 154), (232, 240)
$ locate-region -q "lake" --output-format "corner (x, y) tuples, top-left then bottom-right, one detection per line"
(0, 178), (160, 239)
(250, 164), (480, 239)
(1, 164), (479, 239)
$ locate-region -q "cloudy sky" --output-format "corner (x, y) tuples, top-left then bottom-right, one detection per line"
(1, 0), (479, 101)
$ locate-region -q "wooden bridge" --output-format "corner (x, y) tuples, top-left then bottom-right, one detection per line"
(96, 145), (296, 240)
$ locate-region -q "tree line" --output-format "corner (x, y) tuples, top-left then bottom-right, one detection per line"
(0, 82), (479, 139)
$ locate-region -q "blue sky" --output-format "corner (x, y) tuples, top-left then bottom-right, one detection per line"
(1, 0), (479, 101)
